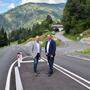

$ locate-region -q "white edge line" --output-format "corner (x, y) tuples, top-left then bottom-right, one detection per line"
(20, 60), (45, 63)
(54, 66), (90, 90)
(5, 60), (18, 90)
(67, 55), (90, 61)
(42, 57), (90, 84)
(54, 63), (90, 84)
(5, 56), (44, 90)
(15, 67), (23, 90)
(42, 57), (90, 88)
(5, 56), (90, 90)
(5, 56), (31, 90)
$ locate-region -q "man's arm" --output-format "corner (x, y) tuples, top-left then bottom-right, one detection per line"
(45, 41), (47, 54)
(51, 40), (56, 56)
(32, 42), (34, 52)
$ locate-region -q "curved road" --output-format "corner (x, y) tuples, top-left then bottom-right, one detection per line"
(0, 32), (90, 90)
(0, 45), (29, 90)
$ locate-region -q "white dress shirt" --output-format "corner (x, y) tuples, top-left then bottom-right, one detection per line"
(47, 40), (51, 53)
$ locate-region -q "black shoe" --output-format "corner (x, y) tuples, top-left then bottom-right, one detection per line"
(48, 71), (54, 77)
(48, 73), (52, 77)
(37, 72), (40, 74)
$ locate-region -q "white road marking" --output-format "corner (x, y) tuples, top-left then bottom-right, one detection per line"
(54, 63), (90, 84)
(15, 67), (23, 90)
(5, 55), (45, 90)
(42, 57), (90, 90)
(5, 55), (90, 90)
(20, 59), (45, 63)
(67, 55), (90, 61)
(54, 66), (90, 90)
(5, 60), (18, 90)
(5, 56), (31, 90)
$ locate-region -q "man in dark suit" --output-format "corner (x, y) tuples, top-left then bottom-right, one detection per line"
(45, 35), (56, 77)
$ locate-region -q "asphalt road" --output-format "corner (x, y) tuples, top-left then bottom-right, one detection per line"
(0, 32), (90, 90)
(54, 55), (90, 81)
(19, 62), (89, 90)
(0, 45), (29, 90)
(0, 45), (90, 90)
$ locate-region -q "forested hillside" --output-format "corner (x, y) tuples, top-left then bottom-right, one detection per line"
(63, 0), (90, 35)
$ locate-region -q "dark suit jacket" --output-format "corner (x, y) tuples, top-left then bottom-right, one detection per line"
(45, 39), (56, 56)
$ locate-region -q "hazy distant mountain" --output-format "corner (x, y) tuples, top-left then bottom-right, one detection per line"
(0, 3), (65, 31)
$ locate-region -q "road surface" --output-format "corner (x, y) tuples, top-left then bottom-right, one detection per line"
(0, 45), (29, 90)
(0, 32), (90, 90)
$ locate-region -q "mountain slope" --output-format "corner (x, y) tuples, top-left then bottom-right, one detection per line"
(0, 3), (65, 31)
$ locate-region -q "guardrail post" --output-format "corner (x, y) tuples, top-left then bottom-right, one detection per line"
(17, 52), (23, 67)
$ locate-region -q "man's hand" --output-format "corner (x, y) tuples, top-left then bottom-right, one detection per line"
(46, 53), (48, 56)
(51, 55), (53, 58)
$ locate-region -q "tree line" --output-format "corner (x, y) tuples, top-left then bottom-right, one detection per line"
(0, 27), (9, 47)
(9, 15), (53, 44)
(0, 15), (53, 47)
(62, 0), (90, 35)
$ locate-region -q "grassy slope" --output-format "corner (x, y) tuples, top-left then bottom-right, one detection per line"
(81, 48), (90, 55)
(64, 29), (90, 55)
(23, 32), (61, 47)
(64, 33), (79, 41)
(64, 29), (90, 41)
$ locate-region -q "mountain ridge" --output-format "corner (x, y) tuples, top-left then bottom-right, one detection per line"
(0, 2), (65, 31)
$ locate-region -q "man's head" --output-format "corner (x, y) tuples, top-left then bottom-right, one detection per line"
(47, 35), (52, 41)
(36, 36), (39, 42)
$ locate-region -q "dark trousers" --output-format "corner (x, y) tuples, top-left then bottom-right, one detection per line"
(33, 53), (40, 73)
(47, 55), (54, 74)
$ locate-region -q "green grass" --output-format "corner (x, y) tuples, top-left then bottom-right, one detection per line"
(22, 31), (52, 45)
(10, 41), (18, 45)
(0, 41), (17, 49)
(81, 49), (90, 55)
(41, 35), (61, 47)
(41, 39), (61, 48)
(64, 33), (80, 41)
(22, 31), (62, 47)
(82, 29), (90, 38)
(56, 39), (62, 46)
(64, 29), (90, 41)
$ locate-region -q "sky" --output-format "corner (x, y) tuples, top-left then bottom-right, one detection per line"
(0, 0), (67, 14)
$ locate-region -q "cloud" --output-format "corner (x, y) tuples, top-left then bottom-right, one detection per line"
(0, 1), (2, 5)
(0, 1), (15, 9)
(8, 3), (15, 9)
(0, 1), (6, 7)
(48, 0), (55, 4)
(21, 0), (49, 4)
(55, 0), (66, 3)
(21, 0), (67, 4)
